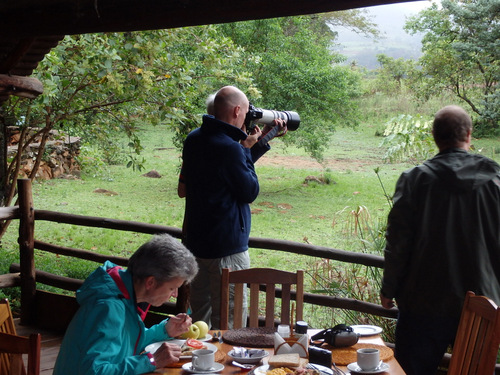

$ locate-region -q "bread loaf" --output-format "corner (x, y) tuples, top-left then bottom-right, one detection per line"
(268, 353), (301, 367)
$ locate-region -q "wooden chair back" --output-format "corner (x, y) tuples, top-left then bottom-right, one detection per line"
(220, 267), (304, 330)
(0, 298), (17, 334)
(0, 332), (41, 375)
(447, 291), (500, 375)
(1, 299), (20, 374)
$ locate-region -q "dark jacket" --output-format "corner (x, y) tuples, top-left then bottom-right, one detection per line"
(381, 148), (500, 318)
(180, 115), (260, 259)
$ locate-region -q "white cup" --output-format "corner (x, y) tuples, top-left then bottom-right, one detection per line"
(356, 348), (380, 371)
(192, 349), (215, 371)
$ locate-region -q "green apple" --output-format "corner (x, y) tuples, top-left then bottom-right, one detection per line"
(193, 320), (209, 339)
(180, 324), (200, 339)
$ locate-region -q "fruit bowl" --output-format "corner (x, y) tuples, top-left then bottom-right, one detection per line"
(228, 349), (269, 364)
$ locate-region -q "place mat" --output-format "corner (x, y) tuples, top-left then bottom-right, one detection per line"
(165, 358), (189, 368)
(328, 343), (393, 366)
(222, 327), (276, 348)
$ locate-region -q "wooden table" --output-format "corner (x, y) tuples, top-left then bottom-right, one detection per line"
(148, 330), (405, 375)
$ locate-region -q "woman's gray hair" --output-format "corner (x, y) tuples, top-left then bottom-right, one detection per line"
(128, 234), (198, 283)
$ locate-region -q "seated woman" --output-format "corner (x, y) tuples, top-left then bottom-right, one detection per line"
(53, 234), (198, 375)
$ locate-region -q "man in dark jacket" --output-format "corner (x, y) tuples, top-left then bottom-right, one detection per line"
(380, 105), (500, 374)
(178, 86), (282, 329)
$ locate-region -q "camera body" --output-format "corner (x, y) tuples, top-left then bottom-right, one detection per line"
(244, 104), (300, 133)
(310, 324), (360, 348)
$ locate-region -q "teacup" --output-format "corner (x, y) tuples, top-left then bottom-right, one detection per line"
(356, 348), (380, 371)
(192, 349), (215, 371)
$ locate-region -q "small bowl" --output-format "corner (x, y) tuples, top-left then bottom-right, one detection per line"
(228, 349), (269, 364)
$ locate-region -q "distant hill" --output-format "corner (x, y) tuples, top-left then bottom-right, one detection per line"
(332, 1), (431, 69)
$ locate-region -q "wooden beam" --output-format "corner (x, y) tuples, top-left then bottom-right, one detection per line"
(0, 0), (423, 37)
(0, 206), (20, 221)
(0, 273), (21, 288)
(0, 74), (43, 99)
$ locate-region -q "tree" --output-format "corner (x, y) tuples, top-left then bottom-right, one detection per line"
(217, 15), (363, 161)
(0, 27), (252, 235)
(375, 54), (417, 93)
(405, 0), (500, 134)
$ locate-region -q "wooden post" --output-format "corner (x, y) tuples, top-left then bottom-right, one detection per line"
(0, 118), (6, 206)
(18, 178), (36, 325)
(176, 283), (190, 314)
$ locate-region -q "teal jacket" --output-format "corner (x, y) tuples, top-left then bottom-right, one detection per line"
(53, 261), (171, 375)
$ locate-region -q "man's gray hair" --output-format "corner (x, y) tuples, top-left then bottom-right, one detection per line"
(128, 234), (198, 283)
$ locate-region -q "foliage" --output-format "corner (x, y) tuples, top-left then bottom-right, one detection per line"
(1, 15), (371, 213)
(216, 16), (363, 162)
(374, 54), (418, 94)
(405, 0), (500, 134)
(321, 9), (381, 38)
(0, 26), (252, 216)
(380, 114), (437, 164)
(306, 205), (396, 340)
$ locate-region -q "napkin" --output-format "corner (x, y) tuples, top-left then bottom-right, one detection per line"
(232, 347), (267, 358)
(273, 333), (308, 358)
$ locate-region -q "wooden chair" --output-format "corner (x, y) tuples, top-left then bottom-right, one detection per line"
(447, 291), (500, 375)
(1, 298), (18, 374)
(0, 298), (17, 335)
(0, 298), (41, 375)
(0, 332), (41, 375)
(220, 267), (304, 330)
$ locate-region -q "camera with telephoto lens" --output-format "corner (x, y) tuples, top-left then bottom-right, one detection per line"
(310, 324), (359, 348)
(244, 103), (300, 133)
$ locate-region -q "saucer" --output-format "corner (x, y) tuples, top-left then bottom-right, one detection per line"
(182, 362), (224, 373)
(351, 325), (383, 337)
(346, 362), (390, 374)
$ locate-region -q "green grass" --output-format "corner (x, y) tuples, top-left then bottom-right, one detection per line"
(2, 92), (499, 331)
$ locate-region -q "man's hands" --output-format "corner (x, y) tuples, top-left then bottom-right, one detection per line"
(241, 119), (286, 148)
(380, 293), (396, 309)
(165, 313), (192, 338)
(264, 119), (286, 137)
(241, 125), (262, 148)
(153, 342), (182, 368)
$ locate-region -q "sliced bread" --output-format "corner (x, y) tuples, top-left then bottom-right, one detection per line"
(268, 353), (301, 367)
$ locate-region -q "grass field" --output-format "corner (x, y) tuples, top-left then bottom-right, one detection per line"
(1, 99), (499, 330)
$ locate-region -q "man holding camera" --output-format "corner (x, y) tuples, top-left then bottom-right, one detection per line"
(178, 85), (283, 329)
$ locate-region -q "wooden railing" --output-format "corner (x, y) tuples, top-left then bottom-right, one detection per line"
(0, 179), (397, 330)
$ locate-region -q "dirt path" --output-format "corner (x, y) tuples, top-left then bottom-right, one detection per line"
(257, 154), (385, 172)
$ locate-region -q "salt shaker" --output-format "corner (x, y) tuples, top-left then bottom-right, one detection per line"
(277, 324), (291, 338)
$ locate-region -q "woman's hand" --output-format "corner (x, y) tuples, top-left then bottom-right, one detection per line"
(153, 342), (182, 368)
(165, 313), (192, 338)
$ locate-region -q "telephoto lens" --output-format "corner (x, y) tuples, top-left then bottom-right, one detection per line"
(245, 104), (300, 132)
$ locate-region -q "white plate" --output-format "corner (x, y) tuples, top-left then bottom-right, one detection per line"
(182, 362), (224, 373)
(249, 364), (270, 375)
(350, 325), (383, 336)
(198, 334), (213, 342)
(305, 363), (334, 375)
(145, 339), (217, 359)
(346, 362), (390, 374)
(250, 364), (332, 375)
